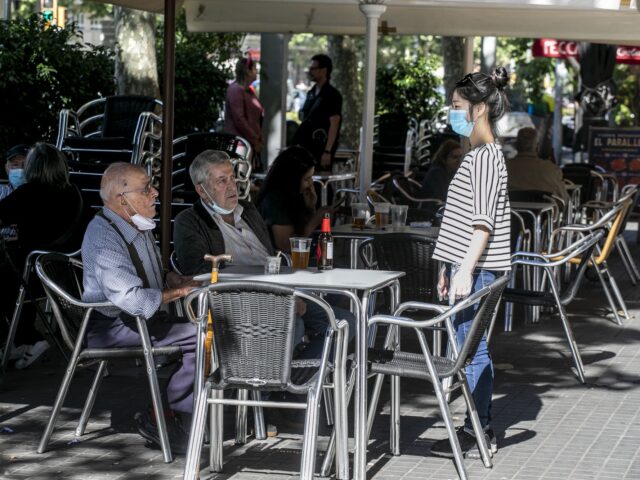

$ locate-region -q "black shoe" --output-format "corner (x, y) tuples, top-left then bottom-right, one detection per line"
(134, 410), (189, 455)
(466, 427), (497, 459)
(430, 426), (494, 459)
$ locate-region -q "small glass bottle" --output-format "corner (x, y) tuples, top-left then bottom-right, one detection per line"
(317, 213), (334, 270)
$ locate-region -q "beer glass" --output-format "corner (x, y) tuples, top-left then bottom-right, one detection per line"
(374, 202), (391, 228)
(289, 237), (312, 269)
(351, 203), (369, 230)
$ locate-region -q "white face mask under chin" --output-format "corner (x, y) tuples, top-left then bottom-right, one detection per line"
(201, 184), (235, 216)
(122, 195), (156, 231)
(130, 213), (156, 231)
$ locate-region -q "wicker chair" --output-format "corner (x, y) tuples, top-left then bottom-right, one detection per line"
(365, 274), (510, 480)
(35, 253), (182, 463)
(502, 230), (605, 383)
(182, 282), (350, 480)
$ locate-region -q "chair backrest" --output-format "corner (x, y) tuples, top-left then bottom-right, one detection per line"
(359, 233), (437, 303)
(206, 282), (298, 390)
(448, 274), (510, 375)
(35, 253), (86, 351)
(102, 95), (158, 139)
(594, 195), (632, 263)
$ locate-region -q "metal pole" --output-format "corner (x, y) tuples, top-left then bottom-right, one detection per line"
(160, 0), (176, 267)
(553, 58), (564, 165)
(358, 3), (386, 202)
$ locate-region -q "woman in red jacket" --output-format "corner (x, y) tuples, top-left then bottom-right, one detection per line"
(223, 56), (264, 170)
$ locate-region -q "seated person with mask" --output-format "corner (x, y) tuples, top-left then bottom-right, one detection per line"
(173, 150), (354, 360)
(0, 144), (29, 239)
(82, 162), (199, 453)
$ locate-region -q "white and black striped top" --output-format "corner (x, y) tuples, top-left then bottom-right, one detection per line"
(433, 143), (511, 271)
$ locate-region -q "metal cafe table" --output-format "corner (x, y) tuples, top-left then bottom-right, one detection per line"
(196, 265), (404, 480)
(251, 171), (357, 207)
(332, 223), (440, 269)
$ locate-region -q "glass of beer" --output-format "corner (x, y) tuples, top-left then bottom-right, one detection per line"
(289, 237), (312, 270)
(351, 203), (369, 230)
(374, 202), (391, 229)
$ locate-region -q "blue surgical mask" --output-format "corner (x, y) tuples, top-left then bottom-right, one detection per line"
(449, 109), (475, 138)
(8, 168), (25, 188)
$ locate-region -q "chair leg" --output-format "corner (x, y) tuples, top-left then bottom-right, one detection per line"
(594, 263), (624, 326)
(300, 388), (321, 480)
(251, 390), (266, 440)
(136, 318), (172, 463)
(320, 364), (356, 478)
(323, 386), (335, 426)
(75, 360), (108, 437)
(615, 239), (637, 286)
(458, 374), (492, 468)
(1, 283), (27, 372)
(38, 354), (80, 453)
(183, 383), (210, 480)
(557, 304), (586, 383)
(433, 378), (468, 480)
(210, 389), (224, 472)
(235, 389), (249, 444)
(390, 324), (401, 456)
(602, 263), (630, 321)
(618, 237), (640, 282)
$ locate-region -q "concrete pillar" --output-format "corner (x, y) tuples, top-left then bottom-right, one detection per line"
(259, 33), (289, 168)
(358, 3), (386, 201)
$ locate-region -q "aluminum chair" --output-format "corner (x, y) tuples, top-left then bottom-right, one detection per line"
(35, 253), (182, 463)
(551, 192), (633, 326)
(502, 230), (605, 383)
(182, 282), (350, 480)
(392, 174), (443, 212)
(1, 249), (77, 372)
(365, 275), (510, 480)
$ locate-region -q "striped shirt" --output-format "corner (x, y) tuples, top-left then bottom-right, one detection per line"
(433, 143), (511, 271)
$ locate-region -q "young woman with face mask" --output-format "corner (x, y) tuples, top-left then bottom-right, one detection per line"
(430, 67), (511, 459)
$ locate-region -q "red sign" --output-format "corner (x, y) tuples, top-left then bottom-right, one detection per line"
(532, 39), (640, 65)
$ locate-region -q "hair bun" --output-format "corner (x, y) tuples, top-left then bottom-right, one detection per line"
(491, 67), (509, 90)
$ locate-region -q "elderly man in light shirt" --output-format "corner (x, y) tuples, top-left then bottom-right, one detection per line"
(81, 162), (199, 453)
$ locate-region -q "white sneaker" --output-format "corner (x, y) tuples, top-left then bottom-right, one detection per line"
(0, 344), (28, 361)
(15, 340), (50, 369)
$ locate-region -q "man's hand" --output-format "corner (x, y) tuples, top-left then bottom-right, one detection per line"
(295, 298), (307, 316)
(320, 152), (332, 169)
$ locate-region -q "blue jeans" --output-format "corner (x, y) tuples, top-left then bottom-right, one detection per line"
(295, 296), (356, 359)
(448, 266), (496, 429)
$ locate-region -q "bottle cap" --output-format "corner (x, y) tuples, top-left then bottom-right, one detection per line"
(321, 214), (331, 232)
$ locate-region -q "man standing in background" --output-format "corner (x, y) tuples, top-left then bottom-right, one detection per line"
(292, 54), (342, 170)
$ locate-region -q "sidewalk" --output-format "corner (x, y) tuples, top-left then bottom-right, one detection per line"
(2, 229), (640, 479)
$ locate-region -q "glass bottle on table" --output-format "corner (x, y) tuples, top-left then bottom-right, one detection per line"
(317, 213), (334, 271)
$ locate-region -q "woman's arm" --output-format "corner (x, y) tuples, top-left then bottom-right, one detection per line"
(449, 226), (490, 300)
(271, 224), (296, 252)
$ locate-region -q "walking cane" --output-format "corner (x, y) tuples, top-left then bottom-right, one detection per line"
(203, 254), (232, 376)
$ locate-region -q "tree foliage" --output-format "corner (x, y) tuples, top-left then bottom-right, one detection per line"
(158, 13), (242, 136)
(0, 14), (115, 153)
(376, 55), (444, 122)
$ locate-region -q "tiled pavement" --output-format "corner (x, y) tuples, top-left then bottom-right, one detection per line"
(2, 229), (640, 479)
